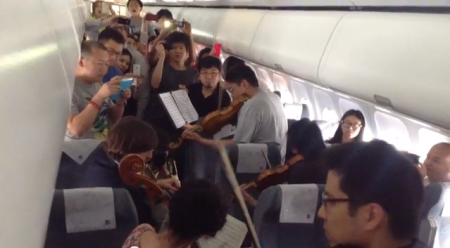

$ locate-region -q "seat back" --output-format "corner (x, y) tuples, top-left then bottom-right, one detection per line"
(417, 218), (438, 247)
(44, 188), (138, 248)
(423, 183), (450, 218)
(254, 184), (328, 248)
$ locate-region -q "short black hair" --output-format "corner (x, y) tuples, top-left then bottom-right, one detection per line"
(327, 109), (366, 144)
(169, 179), (227, 241)
(197, 56), (222, 72)
(198, 47), (212, 60)
(127, 0), (143, 8)
(156, 8), (173, 21)
(98, 27), (126, 45)
(222, 56), (244, 74)
(80, 40), (107, 57)
(165, 31), (191, 51)
(224, 64), (259, 87)
(323, 139), (424, 240)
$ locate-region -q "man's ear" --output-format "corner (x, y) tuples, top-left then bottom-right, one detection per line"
(78, 57), (84, 67)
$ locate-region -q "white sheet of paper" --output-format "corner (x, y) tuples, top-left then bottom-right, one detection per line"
(172, 89), (199, 124)
(279, 184), (319, 224)
(159, 92), (185, 129)
(213, 124), (235, 139)
(236, 143), (268, 174)
(197, 215), (248, 248)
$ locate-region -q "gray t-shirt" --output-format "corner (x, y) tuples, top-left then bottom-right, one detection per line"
(126, 44), (150, 119)
(129, 18), (156, 44)
(65, 80), (114, 141)
(234, 90), (288, 159)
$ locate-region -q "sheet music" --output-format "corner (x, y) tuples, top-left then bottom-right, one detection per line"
(171, 89), (199, 124)
(236, 144), (268, 173)
(279, 184), (319, 224)
(159, 92), (186, 129)
(197, 215), (248, 248)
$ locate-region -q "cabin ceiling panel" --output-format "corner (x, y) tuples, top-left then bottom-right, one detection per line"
(215, 9), (266, 58)
(319, 12), (450, 129)
(141, 0), (450, 7)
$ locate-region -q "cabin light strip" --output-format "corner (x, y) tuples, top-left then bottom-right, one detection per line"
(0, 43), (59, 71)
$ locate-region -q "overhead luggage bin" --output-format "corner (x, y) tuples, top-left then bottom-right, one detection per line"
(250, 10), (345, 84)
(177, 8), (224, 45)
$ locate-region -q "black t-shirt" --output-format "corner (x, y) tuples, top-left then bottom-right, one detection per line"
(187, 83), (231, 118)
(144, 63), (198, 130)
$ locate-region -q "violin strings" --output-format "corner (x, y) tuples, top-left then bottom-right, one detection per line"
(215, 141), (262, 248)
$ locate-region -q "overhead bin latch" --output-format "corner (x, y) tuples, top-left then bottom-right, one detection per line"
(374, 94), (394, 109)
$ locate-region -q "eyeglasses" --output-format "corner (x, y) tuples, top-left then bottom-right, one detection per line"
(200, 71), (220, 77)
(341, 121), (362, 129)
(322, 193), (350, 209)
(106, 49), (121, 57)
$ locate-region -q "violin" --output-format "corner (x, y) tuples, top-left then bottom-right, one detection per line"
(169, 95), (249, 150)
(242, 153), (304, 192)
(119, 154), (171, 206)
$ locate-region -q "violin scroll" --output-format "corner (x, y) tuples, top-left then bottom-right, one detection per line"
(119, 154), (170, 205)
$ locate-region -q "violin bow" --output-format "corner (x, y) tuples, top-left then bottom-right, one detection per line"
(215, 141), (262, 248)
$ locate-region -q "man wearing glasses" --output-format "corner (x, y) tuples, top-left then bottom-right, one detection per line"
(318, 140), (427, 248)
(186, 56), (231, 118)
(97, 28), (125, 83)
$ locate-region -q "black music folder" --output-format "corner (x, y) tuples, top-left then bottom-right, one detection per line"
(159, 90), (199, 129)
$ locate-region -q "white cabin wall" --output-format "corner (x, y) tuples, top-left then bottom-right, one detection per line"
(0, 0), (83, 247)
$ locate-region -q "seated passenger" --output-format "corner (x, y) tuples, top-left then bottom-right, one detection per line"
(183, 65), (288, 160)
(319, 140), (427, 248)
(187, 56), (231, 118)
(57, 116), (180, 224)
(424, 142), (450, 183)
(240, 118), (327, 207)
(326, 109), (366, 145)
(66, 41), (130, 140)
(121, 179), (228, 248)
(144, 31), (198, 148)
(98, 28), (125, 83)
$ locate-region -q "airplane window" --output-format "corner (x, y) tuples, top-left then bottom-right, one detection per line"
(313, 89), (336, 122)
(338, 98), (373, 142)
(273, 74), (293, 104)
(289, 79), (314, 119)
(374, 111), (411, 151)
(284, 104), (303, 120)
(417, 128), (450, 159)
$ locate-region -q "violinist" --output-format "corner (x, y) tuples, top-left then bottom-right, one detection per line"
(186, 56), (231, 118)
(121, 179), (228, 248)
(183, 65), (288, 159)
(240, 118), (328, 207)
(55, 117), (180, 225)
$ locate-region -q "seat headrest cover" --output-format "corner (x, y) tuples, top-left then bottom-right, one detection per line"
(62, 139), (102, 165)
(64, 187), (116, 233)
(236, 143), (268, 173)
(441, 183), (450, 217)
(279, 184), (319, 224)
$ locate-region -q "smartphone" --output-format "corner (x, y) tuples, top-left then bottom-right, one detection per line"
(175, 20), (185, 28)
(145, 13), (157, 21)
(110, 78), (134, 101)
(117, 17), (131, 26)
(132, 64), (141, 86)
(213, 43), (222, 57)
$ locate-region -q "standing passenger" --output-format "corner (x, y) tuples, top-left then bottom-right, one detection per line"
(326, 109), (366, 144)
(183, 65), (288, 160)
